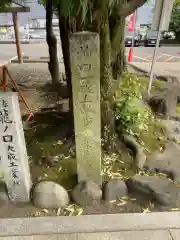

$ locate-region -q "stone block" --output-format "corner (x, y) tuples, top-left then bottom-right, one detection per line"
(69, 32), (101, 185)
(0, 93), (32, 203)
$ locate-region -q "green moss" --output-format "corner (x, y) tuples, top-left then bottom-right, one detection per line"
(176, 103), (180, 114)
(25, 122), (77, 190)
(136, 76), (165, 92)
(102, 151), (136, 182)
(30, 158), (77, 190)
(116, 73), (165, 153)
(137, 122), (165, 152)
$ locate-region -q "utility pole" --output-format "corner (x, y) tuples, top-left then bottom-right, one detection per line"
(151, 0), (175, 31)
(12, 12), (23, 64)
(147, 0), (164, 95)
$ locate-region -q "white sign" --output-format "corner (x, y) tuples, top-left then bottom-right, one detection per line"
(0, 93), (32, 203)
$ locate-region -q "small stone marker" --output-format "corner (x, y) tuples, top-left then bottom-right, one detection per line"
(69, 32), (101, 185)
(0, 92), (32, 203)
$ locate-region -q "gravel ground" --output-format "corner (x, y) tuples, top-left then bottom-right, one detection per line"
(1, 62), (65, 115)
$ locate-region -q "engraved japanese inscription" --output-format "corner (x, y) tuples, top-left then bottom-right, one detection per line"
(70, 32), (101, 185)
(0, 93), (32, 203)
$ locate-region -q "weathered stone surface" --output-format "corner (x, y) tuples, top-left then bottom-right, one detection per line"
(122, 134), (146, 169)
(104, 179), (128, 201)
(0, 93), (32, 204)
(69, 32), (101, 185)
(72, 181), (102, 206)
(32, 181), (69, 209)
(78, 231), (171, 240)
(127, 175), (180, 206)
(145, 142), (180, 184)
(161, 120), (180, 142)
(170, 230), (180, 240)
(148, 84), (179, 118)
(41, 154), (65, 167)
(155, 75), (179, 84)
(172, 115), (180, 122)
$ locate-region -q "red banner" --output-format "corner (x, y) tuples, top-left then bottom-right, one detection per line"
(127, 13), (135, 32)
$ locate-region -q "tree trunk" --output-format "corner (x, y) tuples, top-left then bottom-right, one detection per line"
(46, 0), (60, 85)
(100, 10), (117, 152)
(110, 0), (126, 80)
(59, 16), (72, 98)
(58, 15), (74, 137)
(119, 0), (147, 17)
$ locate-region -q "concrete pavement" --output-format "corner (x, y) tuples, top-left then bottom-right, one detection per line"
(0, 43), (180, 63)
(0, 230), (176, 239)
(0, 44), (21, 62)
(126, 46), (180, 62)
(129, 62), (180, 79)
(0, 42), (62, 61)
(0, 212), (180, 239)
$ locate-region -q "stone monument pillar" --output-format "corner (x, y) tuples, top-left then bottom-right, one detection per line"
(69, 32), (101, 185)
(0, 92), (32, 203)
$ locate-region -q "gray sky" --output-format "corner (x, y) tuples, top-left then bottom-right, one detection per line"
(0, 0), (155, 25)
(137, 0), (155, 24)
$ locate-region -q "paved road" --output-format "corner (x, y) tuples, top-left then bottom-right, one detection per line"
(126, 46), (180, 62)
(0, 44), (20, 62)
(0, 42), (62, 61)
(0, 43), (179, 63)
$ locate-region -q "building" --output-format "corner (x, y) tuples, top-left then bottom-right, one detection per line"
(0, 0), (50, 27)
(28, 17), (58, 29)
(28, 16), (59, 39)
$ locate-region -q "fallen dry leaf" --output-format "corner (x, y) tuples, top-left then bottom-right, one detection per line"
(117, 200), (127, 206)
(109, 200), (116, 204)
(58, 166), (63, 172)
(142, 208), (151, 213)
(42, 209), (48, 214)
(130, 198), (136, 201)
(57, 140), (63, 145)
(169, 208), (180, 211)
(43, 173), (48, 178)
(34, 211), (41, 217)
(57, 208), (61, 216)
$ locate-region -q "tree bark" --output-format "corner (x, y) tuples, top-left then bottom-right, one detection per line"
(58, 15), (74, 137)
(110, 0), (127, 80)
(59, 16), (71, 97)
(100, 9), (117, 152)
(12, 12), (23, 64)
(46, 0), (60, 85)
(120, 0), (147, 17)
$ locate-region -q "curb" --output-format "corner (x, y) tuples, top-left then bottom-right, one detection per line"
(11, 59), (49, 63)
(0, 41), (30, 44)
(128, 62), (148, 75)
(0, 212), (180, 237)
(128, 62), (179, 82)
(0, 40), (61, 44)
(161, 44), (180, 47)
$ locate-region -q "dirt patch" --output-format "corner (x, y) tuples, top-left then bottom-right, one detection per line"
(1, 63), (66, 115)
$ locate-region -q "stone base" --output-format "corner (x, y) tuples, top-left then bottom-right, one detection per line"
(0, 212), (180, 237)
